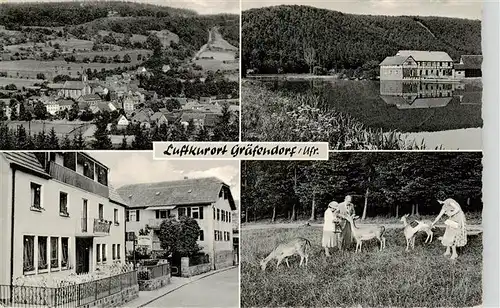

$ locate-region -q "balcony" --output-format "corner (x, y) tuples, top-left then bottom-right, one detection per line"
(77, 218), (111, 237)
(48, 161), (109, 199)
(93, 218), (111, 236)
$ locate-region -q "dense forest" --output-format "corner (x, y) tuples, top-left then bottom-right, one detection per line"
(241, 152), (482, 222)
(0, 1), (239, 52)
(242, 5), (481, 74)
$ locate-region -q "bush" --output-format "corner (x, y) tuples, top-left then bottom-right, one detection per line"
(189, 253), (210, 266)
(313, 66), (326, 75)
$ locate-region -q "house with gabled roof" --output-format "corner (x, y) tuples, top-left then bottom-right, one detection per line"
(380, 50), (454, 80)
(0, 152), (126, 286)
(117, 177), (236, 271)
(454, 55), (482, 79)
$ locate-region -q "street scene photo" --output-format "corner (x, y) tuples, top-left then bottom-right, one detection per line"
(0, 0), (239, 150)
(241, 0), (482, 150)
(240, 152), (483, 307)
(0, 152), (240, 307)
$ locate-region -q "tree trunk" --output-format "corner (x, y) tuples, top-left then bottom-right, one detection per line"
(362, 187), (369, 220)
(271, 206), (276, 222)
(395, 204), (399, 218)
(245, 208), (248, 223)
(467, 197), (471, 206)
(291, 203), (296, 221)
(411, 204), (415, 216)
(416, 203), (419, 216)
(310, 192), (316, 221)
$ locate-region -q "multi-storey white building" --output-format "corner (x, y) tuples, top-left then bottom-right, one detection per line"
(379, 50), (454, 81)
(117, 177), (236, 270)
(0, 152), (127, 286)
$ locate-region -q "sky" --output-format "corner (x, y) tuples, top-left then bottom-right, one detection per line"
(2, 0), (240, 15)
(88, 152), (240, 200)
(242, 0), (483, 20)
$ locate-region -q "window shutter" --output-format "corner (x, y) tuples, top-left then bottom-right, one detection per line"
(136, 210), (140, 221)
(156, 210), (159, 219)
(126, 211), (129, 222)
(199, 207), (203, 219)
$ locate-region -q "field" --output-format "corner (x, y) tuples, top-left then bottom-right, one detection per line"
(0, 77), (41, 87)
(0, 60), (138, 80)
(73, 49), (152, 64)
(241, 226), (483, 307)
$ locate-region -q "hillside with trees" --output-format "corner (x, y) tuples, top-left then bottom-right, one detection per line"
(241, 152), (482, 222)
(242, 5), (481, 75)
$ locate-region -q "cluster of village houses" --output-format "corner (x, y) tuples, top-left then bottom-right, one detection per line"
(1, 65), (238, 130)
(0, 152), (238, 286)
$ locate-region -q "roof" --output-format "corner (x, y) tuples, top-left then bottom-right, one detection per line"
(63, 81), (87, 90)
(109, 184), (128, 206)
(204, 113), (220, 127)
(47, 83), (64, 89)
(379, 56), (410, 66)
(132, 111), (150, 122)
(58, 99), (74, 106)
(396, 50), (453, 62)
(117, 177), (236, 210)
(454, 55), (483, 70)
(151, 112), (167, 122)
(79, 94), (102, 102)
(181, 112), (206, 122)
(1, 152), (50, 178)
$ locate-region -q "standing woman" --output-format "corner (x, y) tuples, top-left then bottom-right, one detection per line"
(432, 198), (467, 260)
(322, 201), (341, 256)
(338, 195), (355, 250)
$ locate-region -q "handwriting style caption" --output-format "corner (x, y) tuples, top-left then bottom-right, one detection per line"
(153, 142), (329, 160)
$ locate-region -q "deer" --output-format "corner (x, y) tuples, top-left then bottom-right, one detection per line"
(260, 237), (311, 271)
(339, 213), (386, 253)
(401, 214), (435, 251)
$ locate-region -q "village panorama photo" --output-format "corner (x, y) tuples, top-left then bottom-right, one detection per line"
(241, 0), (482, 150)
(0, 151), (240, 307)
(0, 0), (240, 150)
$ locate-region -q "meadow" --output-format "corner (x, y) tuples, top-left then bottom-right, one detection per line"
(241, 226), (483, 308)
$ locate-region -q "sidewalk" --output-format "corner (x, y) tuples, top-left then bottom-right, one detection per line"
(125, 266), (238, 308)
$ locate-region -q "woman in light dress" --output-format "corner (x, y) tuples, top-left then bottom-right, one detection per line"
(322, 201), (341, 256)
(431, 198), (467, 260)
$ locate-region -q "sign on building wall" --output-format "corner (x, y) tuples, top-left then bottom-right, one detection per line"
(137, 235), (152, 248)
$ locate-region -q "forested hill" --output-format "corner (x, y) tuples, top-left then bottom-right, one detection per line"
(0, 1), (197, 26)
(242, 5), (481, 74)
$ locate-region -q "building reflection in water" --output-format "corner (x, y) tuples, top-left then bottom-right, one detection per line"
(379, 80), (462, 109)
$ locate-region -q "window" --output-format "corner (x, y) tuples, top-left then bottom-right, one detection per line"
(59, 192), (68, 215)
(114, 209), (119, 224)
(214, 230), (217, 241)
(96, 164), (108, 186)
(179, 208), (186, 217)
(199, 230), (204, 241)
(187, 207), (191, 217)
(229, 213), (231, 223)
(136, 210), (140, 221)
(128, 211), (136, 222)
(38, 236), (48, 270)
(98, 204), (104, 220)
(219, 189), (223, 198)
(117, 244), (121, 259)
(224, 190), (228, 200)
(31, 183), (42, 209)
(50, 237), (59, 268)
(192, 207), (199, 219)
(96, 244), (101, 262)
(63, 152), (76, 171)
(213, 208), (215, 219)
(23, 236), (35, 273)
(217, 209), (220, 221)
(78, 154), (95, 180)
(112, 244), (116, 260)
(199, 207), (204, 219)
(82, 199), (88, 233)
(61, 238), (69, 268)
(102, 244), (107, 262)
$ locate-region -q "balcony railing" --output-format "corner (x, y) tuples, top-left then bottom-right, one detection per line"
(48, 161), (109, 199)
(93, 219), (111, 235)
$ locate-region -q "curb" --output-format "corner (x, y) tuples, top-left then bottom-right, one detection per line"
(135, 266), (238, 308)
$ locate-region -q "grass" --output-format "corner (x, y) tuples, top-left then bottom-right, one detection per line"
(241, 80), (428, 150)
(242, 212), (483, 227)
(241, 227), (482, 307)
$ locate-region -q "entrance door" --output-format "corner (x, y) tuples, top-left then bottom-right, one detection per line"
(76, 237), (92, 274)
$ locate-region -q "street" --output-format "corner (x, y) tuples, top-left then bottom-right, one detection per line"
(145, 268), (239, 308)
